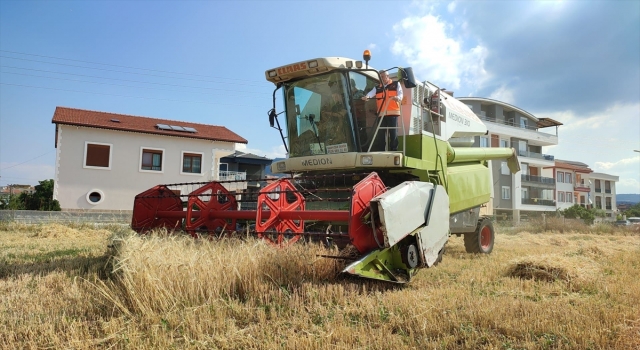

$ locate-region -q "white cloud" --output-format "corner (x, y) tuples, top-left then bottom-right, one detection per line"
(488, 85), (515, 104)
(595, 157), (640, 171)
(391, 13), (489, 92)
(535, 102), (640, 194)
(447, 1), (457, 13)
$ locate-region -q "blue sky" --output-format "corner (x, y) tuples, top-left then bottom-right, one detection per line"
(1, 0), (639, 193)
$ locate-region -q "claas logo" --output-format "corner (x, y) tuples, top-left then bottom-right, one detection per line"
(277, 62), (307, 75)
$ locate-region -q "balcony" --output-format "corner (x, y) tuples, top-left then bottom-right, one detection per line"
(517, 150), (555, 161)
(217, 171), (247, 181)
(574, 184), (590, 192)
(522, 198), (556, 206)
(476, 114), (558, 146)
(595, 188), (601, 193)
(478, 115), (537, 131)
(521, 174), (555, 185)
(605, 189), (612, 194)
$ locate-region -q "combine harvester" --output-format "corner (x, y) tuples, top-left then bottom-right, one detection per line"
(131, 51), (519, 283)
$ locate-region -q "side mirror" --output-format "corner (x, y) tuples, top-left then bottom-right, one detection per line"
(400, 67), (417, 89)
(268, 109), (276, 127)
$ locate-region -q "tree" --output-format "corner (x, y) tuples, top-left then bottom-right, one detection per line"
(560, 204), (596, 225)
(623, 202), (640, 218)
(0, 179), (61, 211)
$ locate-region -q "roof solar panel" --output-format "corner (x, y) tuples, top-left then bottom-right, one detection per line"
(170, 125), (186, 131)
(183, 127), (197, 133)
(156, 124), (172, 130)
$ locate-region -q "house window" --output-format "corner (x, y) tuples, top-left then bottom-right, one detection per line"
(557, 171), (564, 183)
(479, 137), (489, 148)
(141, 148), (163, 171)
(567, 193), (573, 203)
(565, 172), (572, 184)
(84, 142), (112, 169)
(501, 162), (510, 175)
(520, 118), (528, 129)
(182, 152), (202, 174)
(501, 186), (511, 200)
(500, 139), (509, 148)
(558, 191), (565, 202)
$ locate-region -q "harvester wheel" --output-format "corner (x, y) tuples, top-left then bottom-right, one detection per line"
(401, 244), (419, 268)
(464, 218), (494, 254)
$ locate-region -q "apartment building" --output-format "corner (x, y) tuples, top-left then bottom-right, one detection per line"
(588, 172), (619, 221)
(544, 160), (593, 211)
(543, 160), (619, 221)
(458, 97), (562, 222)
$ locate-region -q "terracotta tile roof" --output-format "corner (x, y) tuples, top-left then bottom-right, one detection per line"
(545, 160), (593, 173)
(51, 107), (247, 144)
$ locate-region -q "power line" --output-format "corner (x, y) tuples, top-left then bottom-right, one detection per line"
(0, 70), (270, 96)
(0, 55), (266, 87)
(0, 151), (54, 171)
(0, 82), (266, 107)
(0, 49), (265, 83)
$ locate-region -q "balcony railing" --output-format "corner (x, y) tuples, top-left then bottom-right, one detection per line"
(605, 189), (612, 194)
(218, 171), (247, 181)
(595, 188), (601, 193)
(606, 205), (612, 210)
(521, 174), (555, 184)
(517, 149), (554, 161)
(477, 115), (538, 131)
(574, 185), (590, 192)
(521, 198), (556, 206)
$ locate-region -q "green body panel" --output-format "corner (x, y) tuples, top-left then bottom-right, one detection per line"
(345, 135), (513, 283)
(398, 134), (495, 214)
(446, 162), (492, 214)
(343, 235), (418, 283)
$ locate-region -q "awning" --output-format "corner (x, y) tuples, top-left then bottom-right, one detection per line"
(537, 118), (563, 128)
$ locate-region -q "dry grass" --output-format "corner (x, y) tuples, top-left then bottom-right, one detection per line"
(1, 220), (639, 349)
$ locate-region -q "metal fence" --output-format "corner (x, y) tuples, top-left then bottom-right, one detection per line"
(0, 210), (131, 225)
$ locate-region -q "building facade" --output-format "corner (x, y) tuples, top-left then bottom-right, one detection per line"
(588, 172), (619, 221)
(544, 160), (593, 211)
(458, 97), (563, 222)
(52, 107), (249, 211)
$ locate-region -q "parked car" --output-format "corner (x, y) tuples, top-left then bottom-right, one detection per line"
(614, 220), (630, 226)
(628, 217), (640, 225)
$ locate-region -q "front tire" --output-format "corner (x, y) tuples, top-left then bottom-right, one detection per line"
(464, 218), (494, 254)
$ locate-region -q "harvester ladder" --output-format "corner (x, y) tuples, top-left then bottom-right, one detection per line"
(366, 94), (406, 155)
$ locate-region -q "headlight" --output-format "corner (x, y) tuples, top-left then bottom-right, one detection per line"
(361, 156), (373, 165)
(394, 156), (401, 165)
(308, 60), (318, 68)
(276, 162), (286, 171)
(268, 70), (277, 77)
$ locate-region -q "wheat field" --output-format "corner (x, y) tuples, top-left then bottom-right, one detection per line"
(0, 220), (639, 349)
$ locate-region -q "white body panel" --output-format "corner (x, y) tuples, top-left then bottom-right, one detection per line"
(371, 181), (435, 248)
(416, 185), (450, 266)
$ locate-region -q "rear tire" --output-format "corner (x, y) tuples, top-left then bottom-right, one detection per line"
(464, 218), (494, 254)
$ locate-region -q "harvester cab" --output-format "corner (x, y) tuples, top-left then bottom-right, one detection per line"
(131, 51), (520, 284)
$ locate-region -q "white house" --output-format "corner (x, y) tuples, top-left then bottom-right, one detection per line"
(51, 107), (248, 211)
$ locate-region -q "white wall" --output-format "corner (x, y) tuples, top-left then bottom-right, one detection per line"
(54, 125), (235, 210)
